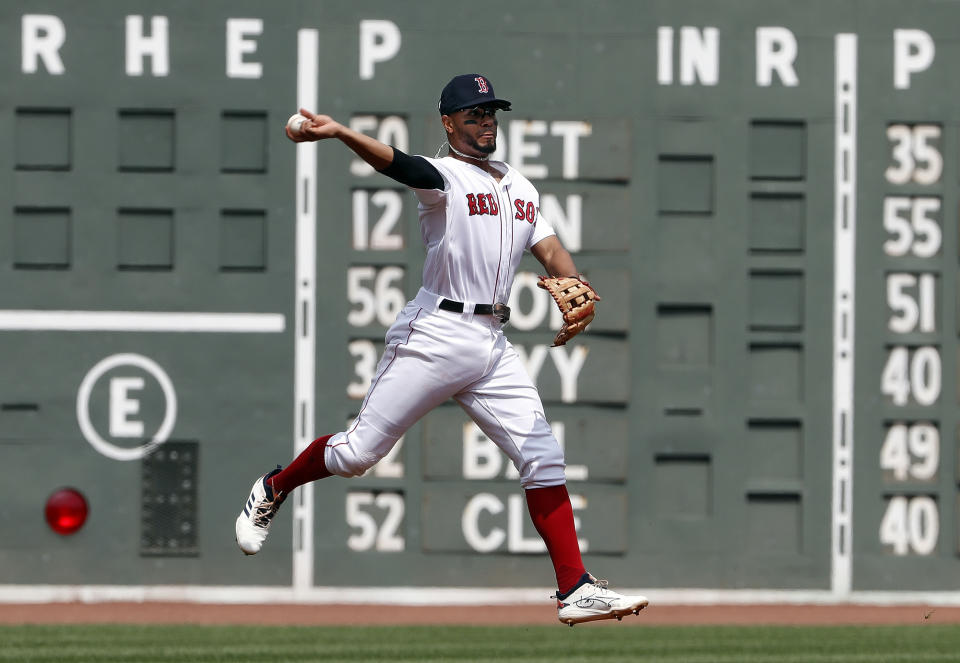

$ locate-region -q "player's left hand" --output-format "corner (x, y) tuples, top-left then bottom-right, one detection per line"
(537, 275), (599, 346)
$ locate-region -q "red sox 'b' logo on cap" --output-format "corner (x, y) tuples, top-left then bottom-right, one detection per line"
(475, 76), (489, 93)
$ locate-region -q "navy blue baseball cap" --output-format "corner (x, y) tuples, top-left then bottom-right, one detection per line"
(438, 74), (512, 115)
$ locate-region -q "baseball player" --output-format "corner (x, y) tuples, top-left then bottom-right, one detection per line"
(235, 74), (648, 625)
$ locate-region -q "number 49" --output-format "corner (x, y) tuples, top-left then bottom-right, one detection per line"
(880, 423), (939, 481)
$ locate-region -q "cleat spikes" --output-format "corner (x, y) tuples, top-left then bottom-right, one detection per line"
(554, 574), (649, 626)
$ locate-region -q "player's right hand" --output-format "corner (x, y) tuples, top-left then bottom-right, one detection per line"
(285, 108), (342, 143)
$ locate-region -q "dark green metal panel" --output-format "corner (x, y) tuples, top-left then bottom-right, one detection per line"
(0, 0), (298, 586)
(852, 12), (960, 589)
(2, 0), (960, 593)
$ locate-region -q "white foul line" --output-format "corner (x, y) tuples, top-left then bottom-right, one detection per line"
(0, 310), (284, 333)
(832, 33), (857, 597)
(292, 28), (319, 595)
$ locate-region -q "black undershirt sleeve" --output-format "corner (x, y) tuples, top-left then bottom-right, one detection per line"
(377, 147), (445, 190)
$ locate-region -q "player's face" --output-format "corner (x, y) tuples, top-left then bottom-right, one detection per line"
(451, 105), (498, 155)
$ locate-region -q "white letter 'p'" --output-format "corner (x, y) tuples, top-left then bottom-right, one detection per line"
(359, 20), (401, 80)
(894, 29), (934, 90)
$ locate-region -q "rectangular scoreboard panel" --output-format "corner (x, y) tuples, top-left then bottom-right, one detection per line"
(1, 0), (960, 598)
(0, 0), (301, 586)
(852, 10), (960, 590)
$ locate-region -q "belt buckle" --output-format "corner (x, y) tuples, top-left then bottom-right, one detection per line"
(492, 302), (510, 323)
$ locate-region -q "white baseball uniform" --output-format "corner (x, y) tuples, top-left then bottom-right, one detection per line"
(323, 156), (566, 488)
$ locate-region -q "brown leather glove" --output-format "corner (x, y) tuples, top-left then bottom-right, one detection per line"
(537, 275), (600, 346)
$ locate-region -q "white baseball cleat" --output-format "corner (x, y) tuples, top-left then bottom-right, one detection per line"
(554, 574), (649, 626)
(235, 466), (286, 555)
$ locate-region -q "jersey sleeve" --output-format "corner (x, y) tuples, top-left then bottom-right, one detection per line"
(377, 148), (445, 190)
(526, 203), (557, 250)
(411, 156), (452, 207)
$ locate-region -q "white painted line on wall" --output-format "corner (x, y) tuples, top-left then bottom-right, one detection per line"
(0, 310), (284, 333)
(4, 584), (960, 607)
(832, 33), (858, 597)
(292, 27), (319, 596)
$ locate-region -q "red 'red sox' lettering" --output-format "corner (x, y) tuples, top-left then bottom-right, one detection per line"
(514, 199), (536, 223)
(465, 193), (500, 217)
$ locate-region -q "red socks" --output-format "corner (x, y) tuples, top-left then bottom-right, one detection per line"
(525, 484), (586, 594)
(268, 435), (333, 495)
(268, 442), (584, 592)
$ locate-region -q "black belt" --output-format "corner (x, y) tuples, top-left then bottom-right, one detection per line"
(439, 299), (511, 323)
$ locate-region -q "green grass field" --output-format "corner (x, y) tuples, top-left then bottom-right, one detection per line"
(1, 624), (958, 663)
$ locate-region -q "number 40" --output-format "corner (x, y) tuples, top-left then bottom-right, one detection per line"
(879, 495), (938, 556)
(881, 346), (941, 406)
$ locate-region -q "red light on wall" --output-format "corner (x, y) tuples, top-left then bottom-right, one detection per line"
(45, 488), (89, 535)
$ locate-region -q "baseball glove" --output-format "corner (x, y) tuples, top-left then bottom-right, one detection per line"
(537, 275), (600, 346)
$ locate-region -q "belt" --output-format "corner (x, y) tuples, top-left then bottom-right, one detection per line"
(438, 299), (511, 323)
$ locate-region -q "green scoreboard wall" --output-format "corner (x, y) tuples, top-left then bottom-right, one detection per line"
(2, 0), (959, 599)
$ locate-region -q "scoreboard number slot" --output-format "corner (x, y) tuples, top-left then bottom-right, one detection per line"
(879, 423), (939, 482)
(348, 115), (409, 177)
(884, 123), (943, 186)
(345, 490), (405, 552)
(882, 196), (941, 258)
(346, 265), (406, 327)
(879, 495), (938, 556)
(352, 189), (404, 251)
(880, 346), (941, 407)
(886, 273), (937, 334)
(347, 339), (378, 398)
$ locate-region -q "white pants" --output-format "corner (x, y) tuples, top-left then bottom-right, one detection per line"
(325, 288), (566, 488)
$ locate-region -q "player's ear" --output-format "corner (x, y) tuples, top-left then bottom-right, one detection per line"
(441, 114), (454, 134)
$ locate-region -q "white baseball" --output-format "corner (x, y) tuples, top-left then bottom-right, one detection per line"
(286, 113), (307, 134)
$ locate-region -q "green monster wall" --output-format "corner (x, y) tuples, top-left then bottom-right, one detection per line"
(1, 0), (959, 597)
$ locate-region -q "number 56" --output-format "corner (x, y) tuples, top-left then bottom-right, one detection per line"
(347, 266), (405, 327)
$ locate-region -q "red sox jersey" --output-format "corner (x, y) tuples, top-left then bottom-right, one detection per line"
(413, 156), (556, 306)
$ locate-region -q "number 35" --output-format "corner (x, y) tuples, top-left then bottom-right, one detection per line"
(885, 124), (942, 186)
